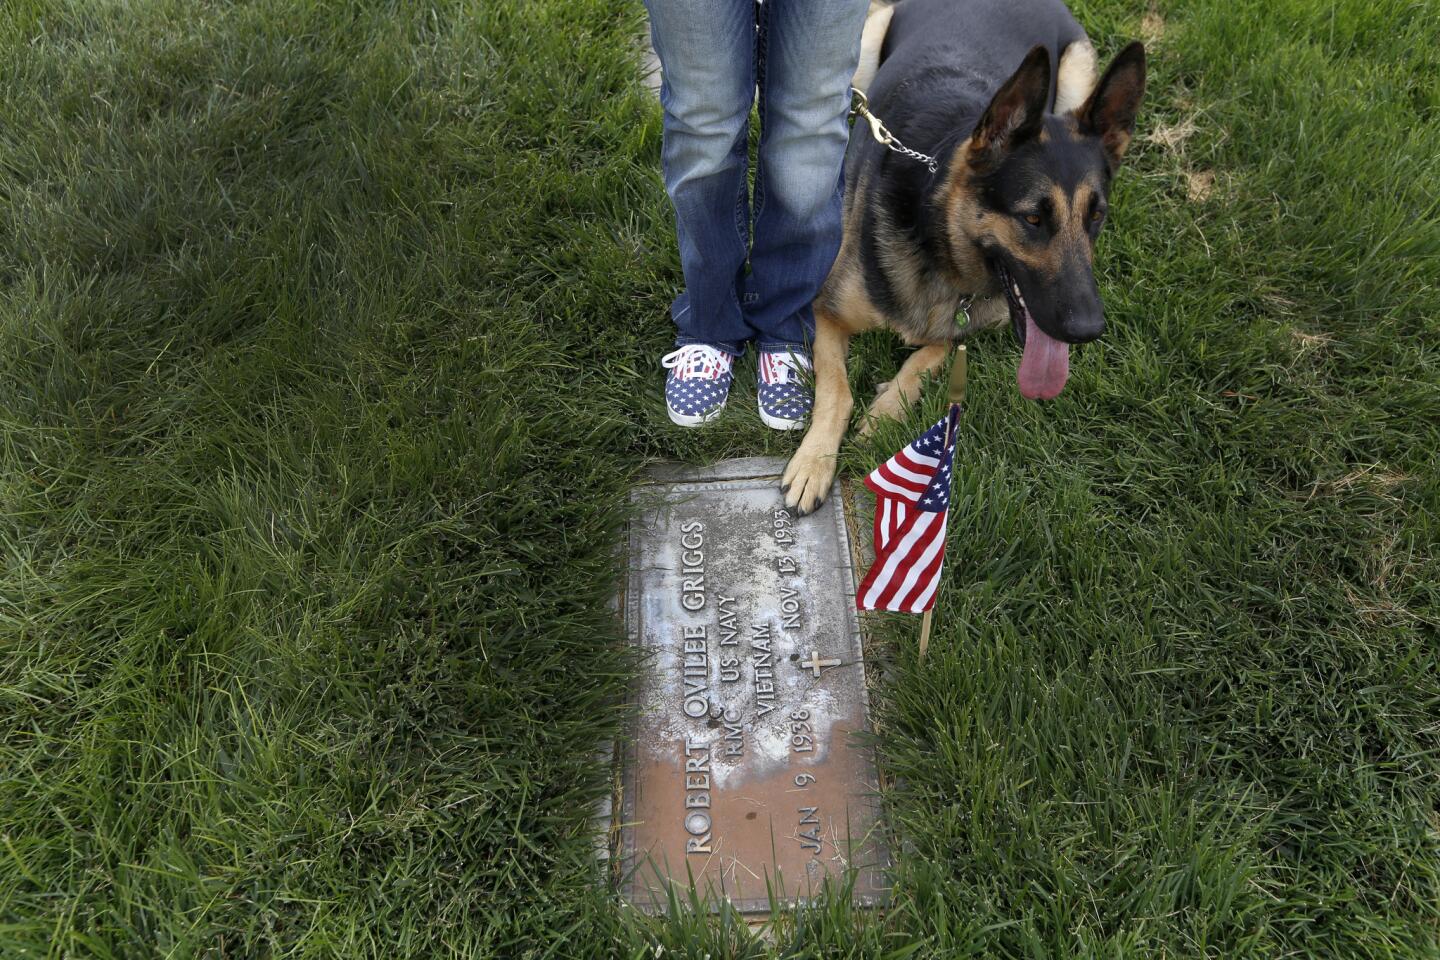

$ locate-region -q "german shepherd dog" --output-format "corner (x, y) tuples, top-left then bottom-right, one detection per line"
(780, 0), (1146, 514)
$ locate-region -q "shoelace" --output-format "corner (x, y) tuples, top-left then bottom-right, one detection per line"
(662, 345), (732, 380)
(760, 351), (811, 385)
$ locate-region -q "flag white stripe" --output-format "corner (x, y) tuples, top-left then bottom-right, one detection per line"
(869, 474), (924, 498)
(867, 450), (938, 483)
(860, 512), (938, 608)
(896, 448), (941, 468)
(909, 549), (946, 610)
(889, 517), (948, 610)
(872, 512), (943, 609)
(878, 500), (908, 551)
(885, 461), (932, 485)
(904, 521), (949, 612)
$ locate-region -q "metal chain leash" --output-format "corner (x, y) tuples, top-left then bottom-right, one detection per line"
(849, 87), (939, 174)
(847, 88), (972, 317)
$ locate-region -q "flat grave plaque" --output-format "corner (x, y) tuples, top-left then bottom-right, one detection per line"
(618, 457), (887, 915)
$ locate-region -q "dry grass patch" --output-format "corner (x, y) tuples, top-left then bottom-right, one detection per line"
(1185, 168), (1216, 201)
(1149, 114), (1200, 153)
(1141, 9), (1166, 44)
(1290, 328), (1336, 351)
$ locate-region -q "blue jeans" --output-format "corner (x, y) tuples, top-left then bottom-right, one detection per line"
(645, 0), (868, 356)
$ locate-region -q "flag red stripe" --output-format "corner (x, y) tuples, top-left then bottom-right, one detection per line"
(907, 550), (946, 612)
(879, 450), (936, 484)
(896, 448), (939, 471)
(865, 448), (939, 500)
(856, 515), (910, 609)
(883, 454), (934, 483)
(858, 511), (928, 610)
(894, 517), (949, 612)
(876, 498), (909, 552)
(867, 470), (926, 498)
(888, 518), (946, 611)
(888, 501), (907, 544)
(871, 513), (943, 609)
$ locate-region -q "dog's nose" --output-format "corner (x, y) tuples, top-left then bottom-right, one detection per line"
(1061, 308), (1105, 343)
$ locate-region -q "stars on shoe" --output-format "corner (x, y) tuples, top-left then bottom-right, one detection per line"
(757, 349), (813, 427)
(667, 373), (731, 416)
(662, 344), (734, 423)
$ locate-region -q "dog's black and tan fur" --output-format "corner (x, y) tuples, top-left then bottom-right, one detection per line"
(781, 0), (1146, 514)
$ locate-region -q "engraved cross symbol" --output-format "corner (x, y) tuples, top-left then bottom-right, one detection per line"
(799, 648), (842, 678)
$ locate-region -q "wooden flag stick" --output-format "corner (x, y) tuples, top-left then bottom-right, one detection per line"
(918, 345), (967, 660)
(948, 343), (968, 408)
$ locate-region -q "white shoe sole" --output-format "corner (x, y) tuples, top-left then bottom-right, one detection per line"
(759, 407), (807, 431)
(669, 402), (726, 427)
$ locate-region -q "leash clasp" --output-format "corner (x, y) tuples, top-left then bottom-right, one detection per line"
(864, 110), (891, 146)
(849, 86), (939, 174)
(850, 88), (890, 144)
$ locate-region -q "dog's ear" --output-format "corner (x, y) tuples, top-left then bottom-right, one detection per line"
(969, 46), (1051, 169)
(1076, 41), (1146, 168)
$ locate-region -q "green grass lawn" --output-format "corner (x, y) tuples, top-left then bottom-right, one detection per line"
(1, 0), (1437, 956)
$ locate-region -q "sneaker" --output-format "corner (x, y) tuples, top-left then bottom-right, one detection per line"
(662, 344), (735, 426)
(757, 348), (813, 430)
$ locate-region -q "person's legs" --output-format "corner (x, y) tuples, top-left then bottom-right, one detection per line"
(644, 0), (756, 356)
(746, 0), (867, 352)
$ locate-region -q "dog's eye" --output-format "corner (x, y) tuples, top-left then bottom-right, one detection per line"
(1024, 214), (1042, 226)
(1090, 209), (1103, 222)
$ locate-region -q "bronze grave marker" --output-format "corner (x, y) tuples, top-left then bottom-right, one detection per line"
(616, 458), (887, 915)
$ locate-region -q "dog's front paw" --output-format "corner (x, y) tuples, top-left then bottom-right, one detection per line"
(780, 451), (836, 516)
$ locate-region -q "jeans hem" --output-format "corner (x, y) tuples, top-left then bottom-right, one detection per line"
(675, 336), (746, 357)
(756, 339), (811, 354)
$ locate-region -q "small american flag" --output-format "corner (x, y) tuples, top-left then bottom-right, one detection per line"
(855, 407), (959, 613)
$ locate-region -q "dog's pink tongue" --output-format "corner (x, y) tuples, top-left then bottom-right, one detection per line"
(1017, 312), (1070, 400)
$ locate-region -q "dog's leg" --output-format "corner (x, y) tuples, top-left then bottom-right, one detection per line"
(781, 311), (853, 516)
(851, 2), (895, 94)
(860, 343), (949, 436)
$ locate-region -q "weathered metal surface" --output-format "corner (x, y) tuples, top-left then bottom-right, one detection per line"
(618, 458), (887, 915)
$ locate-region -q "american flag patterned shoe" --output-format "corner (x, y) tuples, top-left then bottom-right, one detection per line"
(662, 344), (734, 427)
(757, 349), (813, 431)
